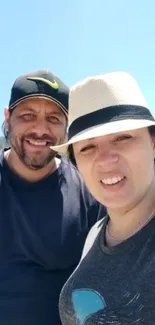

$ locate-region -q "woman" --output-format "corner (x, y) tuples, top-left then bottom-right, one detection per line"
(51, 72), (155, 324)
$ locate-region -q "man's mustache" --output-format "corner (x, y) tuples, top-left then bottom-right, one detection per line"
(23, 133), (57, 145)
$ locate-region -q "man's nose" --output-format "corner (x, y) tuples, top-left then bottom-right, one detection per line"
(32, 119), (49, 137)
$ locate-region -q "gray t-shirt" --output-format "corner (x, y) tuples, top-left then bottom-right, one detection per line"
(59, 215), (155, 325)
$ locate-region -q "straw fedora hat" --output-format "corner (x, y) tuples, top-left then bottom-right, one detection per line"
(51, 71), (155, 154)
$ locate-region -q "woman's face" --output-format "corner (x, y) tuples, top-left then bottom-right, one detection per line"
(73, 128), (155, 212)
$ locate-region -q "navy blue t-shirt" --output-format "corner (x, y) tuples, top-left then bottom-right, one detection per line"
(0, 150), (105, 325)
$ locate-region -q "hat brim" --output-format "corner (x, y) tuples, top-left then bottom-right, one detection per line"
(9, 94), (68, 117)
(50, 118), (155, 154)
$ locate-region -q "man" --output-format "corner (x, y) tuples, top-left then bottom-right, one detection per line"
(0, 70), (105, 325)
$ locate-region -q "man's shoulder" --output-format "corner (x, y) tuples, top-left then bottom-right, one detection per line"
(0, 149), (4, 160)
(61, 157), (96, 203)
(60, 157), (86, 188)
(60, 157), (80, 177)
(60, 157), (106, 220)
(0, 149), (4, 172)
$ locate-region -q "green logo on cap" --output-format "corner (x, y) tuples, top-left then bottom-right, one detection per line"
(27, 77), (59, 90)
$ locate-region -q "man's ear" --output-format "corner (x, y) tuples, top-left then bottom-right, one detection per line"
(4, 107), (10, 132)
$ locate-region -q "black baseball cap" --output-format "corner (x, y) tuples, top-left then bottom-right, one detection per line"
(8, 70), (69, 116)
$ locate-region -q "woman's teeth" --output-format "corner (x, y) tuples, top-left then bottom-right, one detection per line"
(101, 176), (124, 185)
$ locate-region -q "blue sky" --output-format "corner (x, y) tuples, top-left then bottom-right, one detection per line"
(0, 0), (155, 132)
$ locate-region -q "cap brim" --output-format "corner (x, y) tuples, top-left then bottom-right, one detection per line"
(50, 119), (155, 154)
(9, 94), (68, 117)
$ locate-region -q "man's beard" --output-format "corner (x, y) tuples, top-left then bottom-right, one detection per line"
(8, 132), (64, 170)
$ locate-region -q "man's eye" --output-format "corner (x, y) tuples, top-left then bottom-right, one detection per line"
(80, 145), (96, 153)
(21, 114), (35, 120)
(47, 116), (60, 123)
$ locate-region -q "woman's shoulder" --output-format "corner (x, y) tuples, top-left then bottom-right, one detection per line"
(81, 217), (106, 260)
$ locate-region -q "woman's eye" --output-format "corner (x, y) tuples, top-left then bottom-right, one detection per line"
(80, 145), (96, 153)
(114, 135), (132, 142)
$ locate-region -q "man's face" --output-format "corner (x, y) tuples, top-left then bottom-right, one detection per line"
(5, 98), (67, 170)
(73, 128), (155, 213)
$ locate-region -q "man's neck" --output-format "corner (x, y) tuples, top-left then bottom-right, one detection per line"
(4, 149), (60, 183)
(106, 181), (155, 245)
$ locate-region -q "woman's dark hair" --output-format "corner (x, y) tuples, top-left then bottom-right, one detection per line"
(148, 125), (155, 137)
(68, 145), (77, 166)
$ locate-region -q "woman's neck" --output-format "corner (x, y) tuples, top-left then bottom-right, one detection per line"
(106, 180), (155, 246)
